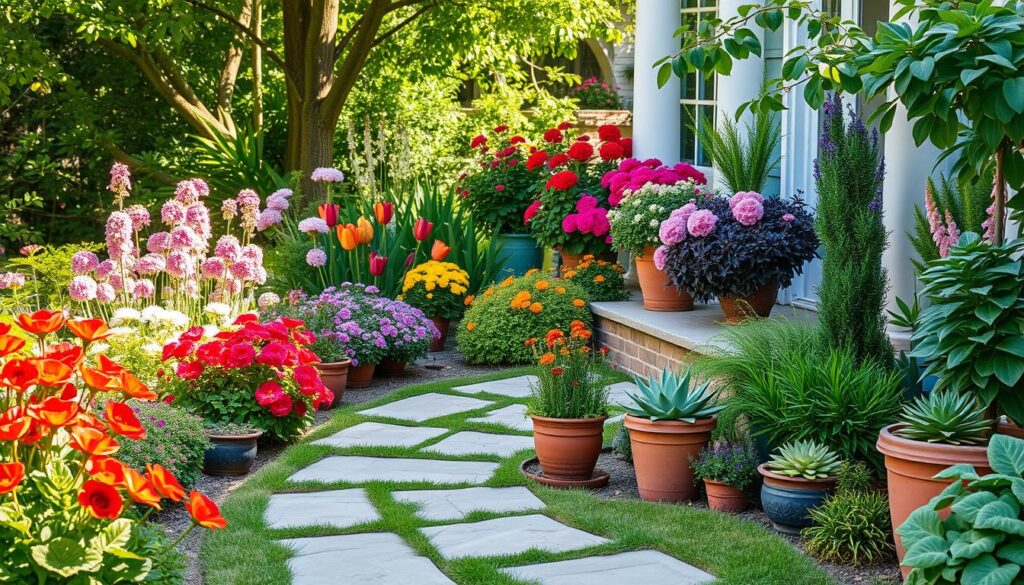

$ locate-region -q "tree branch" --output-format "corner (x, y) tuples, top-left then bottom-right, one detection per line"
(216, 0), (255, 129)
(323, 0), (391, 120)
(183, 0), (295, 84)
(98, 137), (179, 186)
(370, 1), (438, 50)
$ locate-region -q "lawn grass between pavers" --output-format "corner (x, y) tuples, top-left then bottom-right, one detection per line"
(201, 366), (836, 585)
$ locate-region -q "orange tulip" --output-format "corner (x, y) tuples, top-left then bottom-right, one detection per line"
(147, 464), (185, 502)
(0, 462), (24, 494)
(317, 203), (340, 228)
(31, 396), (80, 427)
(430, 240), (451, 261)
(31, 358), (73, 387)
(124, 468), (163, 509)
(0, 358), (38, 392)
(121, 371), (158, 401)
(356, 217), (374, 244)
(70, 425), (120, 456)
(78, 479), (123, 519)
(0, 335), (25, 359)
(186, 490), (227, 529)
(336, 224), (358, 251)
(16, 309), (65, 336)
(105, 402), (146, 440)
(86, 455), (127, 487)
(67, 318), (112, 342)
(373, 201), (394, 225)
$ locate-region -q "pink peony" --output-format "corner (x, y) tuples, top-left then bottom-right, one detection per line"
(729, 190), (765, 209)
(687, 209), (718, 237)
(69, 275), (98, 301)
(135, 254), (166, 275)
(732, 197), (765, 226)
(306, 248), (327, 267)
(574, 211), (596, 234)
(71, 251), (99, 275)
(576, 195), (599, 212)
(268, 395), (294, 417)
(562, 214), (579, 234)
(255, 381), (285, 406)
(653, 245), (669, 271)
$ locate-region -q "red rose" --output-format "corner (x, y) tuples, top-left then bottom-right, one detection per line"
(255, 381), (285, 406)
(576, 134), (591, 142)
(567, 141), (594, 162)
(509, 135), (526, 145)
(597, 125), (621, 143)
(497, 146), (516, 158)
(557, 121), (573, 131)
(257, 342), (291, 367)
(196, 341), (225, 366)
(525, 151), (549, 171)
(176, 360), (204, 380)
(293, 365), (321, 390)
(524, 200), (542, 224)
(180, 326), (205, 343)
(78, 479), (123, 519)
(161, 340), (193, 361)
(232, 313), (259, 325)
(269, 394), (294, 417)
(546, 170), (579, 192)
(599, 142), (625, 161)
(493, 124), (508, 133)
(470, 134), (487, 149)
(547, 153), (569, 169)
(224, 343), (255, 368)
(543, 128), (563, 143)
(316, 388), (335, 409)
(619, 137), (633, 158)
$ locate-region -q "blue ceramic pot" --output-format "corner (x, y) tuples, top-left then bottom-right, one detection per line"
(203, 431), (262, 476)
(758, 464), (836, 535)
(495, 233), (543, 277)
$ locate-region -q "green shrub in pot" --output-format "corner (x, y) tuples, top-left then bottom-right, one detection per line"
(896, 391), (992, 446)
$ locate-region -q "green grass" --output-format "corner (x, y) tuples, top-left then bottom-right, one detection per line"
(201, 367), (837, 585)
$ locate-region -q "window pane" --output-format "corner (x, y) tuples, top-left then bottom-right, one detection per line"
(697, 104), (716, 167)
(684, 0), (700, 8)
(698, 73), (715, 101)
(681, 104), (697, 164)
(682, 72), (696, 100)
(701, 0), (717, 8)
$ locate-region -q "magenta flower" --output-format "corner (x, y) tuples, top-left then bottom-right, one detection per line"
(236, 189), (260, 208)
(108, 163), (132, 196)
(562, 214), (579, 234)
(782, 213), (796, 222)
(732, 197), (765, 226)
(135, 254), (166, 275)
(96, 259), (117, 278)
(146, 231), (171, 254)
(133, 278), (156, 298)
(105, 211), (134, 259)
(166, 251), (195, 278)
(126, 204), (151, 232)
(201, 257), (226, 279)
(653, 245), (669, 271)
(576, 195), (599, 211)
(687, 209), (718, 237)
(174, 178), (209, 204)
(170, 225), (200, 251)
(256, 209), (283, 231)
(215, 235), (242, 262)
(96, 283), (115, 302)
(161, 200), (187, 226)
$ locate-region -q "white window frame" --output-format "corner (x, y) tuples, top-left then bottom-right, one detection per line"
(679, 1), (718, 172)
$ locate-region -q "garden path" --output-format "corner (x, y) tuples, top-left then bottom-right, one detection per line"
(261, 373), (716, 584)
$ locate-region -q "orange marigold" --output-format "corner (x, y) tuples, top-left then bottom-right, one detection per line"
(563, 270), (577, 279)
(528, 302), (543, 314)
(572, 299), (586, 308)
(593, 275), (606, 283)
(539, 353), (555, 365)
(555, 286), (566, 294)
(524, 338), (538, 347)
(534, 280), (550, 291)
(525, 268), (540, 276)
(500, 276), (515, 287)
(483, 287), (495, 297)
(466, 322), (477, 331)
(464, 295), (475, 306)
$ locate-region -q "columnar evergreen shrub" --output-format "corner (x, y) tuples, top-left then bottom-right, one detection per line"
(814, 93), (892, 365)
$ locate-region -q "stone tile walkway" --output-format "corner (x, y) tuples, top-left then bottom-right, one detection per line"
(265, 376), (715, 584)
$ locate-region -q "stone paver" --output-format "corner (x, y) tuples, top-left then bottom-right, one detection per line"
(312, 421), (448, 448)
(467, 404), (533, 431)
(393, 487), (545, 521)
(606, 381), (640, 410)
(424, 431), (534, 457)
(264, 489), (380, 529)
(501, 550), (715, 584)
(420, 514), (608, 559)
(359, 392), (493, 422)
(451, 375), (537, 398)
(288, 455), (498, 485)
(282, 532), (454, 585)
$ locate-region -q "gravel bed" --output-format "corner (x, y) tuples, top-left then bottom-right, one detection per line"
(163, 342), (507, 585)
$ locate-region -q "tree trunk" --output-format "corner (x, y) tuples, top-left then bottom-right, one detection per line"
(297, 103), (337, 202)
(993, 142), (1007, 245)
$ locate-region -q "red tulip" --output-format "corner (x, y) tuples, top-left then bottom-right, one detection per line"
(430, 240), (451, 261)
(413, 218), (433, 241)
(369, 252), (388, 276)
(373, 201), (394, 225)
(317, 203), (340, 228)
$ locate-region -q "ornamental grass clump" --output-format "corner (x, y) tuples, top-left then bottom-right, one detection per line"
(526, 322), (609, 419)
(561, 254), (630, 302)
(456, 271), (592, 365)
(401, 260), (471, 320)
(0, 310), (226, 584)
(803, 461), (894, 566)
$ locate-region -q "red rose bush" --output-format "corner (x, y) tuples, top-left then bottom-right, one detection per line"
(160, 314), (331, 442)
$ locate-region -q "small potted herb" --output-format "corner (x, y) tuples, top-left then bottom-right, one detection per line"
(758, 440), (841, 534)
(691, 442), (759, 513)
(203, 422), (263, 477)
(622, 368), (723, 502)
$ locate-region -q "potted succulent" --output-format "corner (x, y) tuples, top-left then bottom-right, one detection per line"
(692, 442), (760, 513)
(203, 422), (263, 476)
(524, 123), (629, 270)
(457, 126), (543, 277)
(607, 180), (706, 311)
(401, 259), (469, 352)
(527, 322), (609, 486)
(622, 368), (723, 502)
(658, 191), (819, 323)
(759, 440), (841, 534)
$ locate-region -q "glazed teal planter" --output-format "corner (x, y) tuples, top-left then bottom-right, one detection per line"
(758, 464), (836, 535)
(495, 233), (543, 277)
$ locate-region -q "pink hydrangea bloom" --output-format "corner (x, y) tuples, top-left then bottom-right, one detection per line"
(729, 191), (765, 209)
(732, 197), (765, 226)
(659, 217), (687, 246)
(71, 251), (99, 275)
(201, 257), (227, 279)
(298, 217), (329, 234)
(69, 275), (98, 301)
(96, 259), (117, 278)
(166, 251), (195, 278)
(133, 279), (155, 298)
(96, 283), (115, 303)
(576, 195), (599, 212)
(306, 248), (327, 267)
(670, 202), (698, 223)
(215, 236), (242, 262)
(161, 200), (187, 225)
(257, 209), (283, 231)
(126, 205), (151, 232)
(687, 209), (718, 237)
(562, 214), (579, 234)
(653, 245), (669, 271)
(105, 211), (134, 259)
(135, 254), (166, 275)
(310, 167), (345, 183)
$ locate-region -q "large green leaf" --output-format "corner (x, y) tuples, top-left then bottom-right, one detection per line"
(903, 535), (951, 568)
(990, 435), (1024, 476)
(950, 529), (1002, 560)
(951, 491), (999, 523)
(900, 507), (946, 549)
(962, 554), (1020, 585)
(31, 538), (103, 577)
(974, 500), (1024, 535)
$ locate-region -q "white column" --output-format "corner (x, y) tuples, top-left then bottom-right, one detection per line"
(632, 0), (682, 162)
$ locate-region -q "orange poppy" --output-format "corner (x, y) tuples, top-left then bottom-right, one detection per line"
(147, 464), (185, 502)
(105, 402), (146, 440)
(121, 371), (158, 401)
(78, 479), (123, 519)
(539, 353), (556, 365)
(80, 366), (122, 392)
(0, 406), (32, 441)
(31, 396), (80, 427)
(0, 462), (24, 494)
(0, 335), (25, 359)
(186, 490), (227, 529)
(31, 358), (73, 387)
(430, 240), (451, 261)
(70, 425), (120, 456)
(16, 309), (65, 336)
(124, 468), (163, 509)
(86, 455), (127, 487)
(45, 342), (84, 368)
(67, 318), (112, 342)
(0, 358), (38, 392)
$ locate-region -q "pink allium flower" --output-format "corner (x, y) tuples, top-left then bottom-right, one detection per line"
(241, 244), (263, 264)
(653, 245), (669, 271)
(0, 272), (27, 290)
(146, 231), (171, 254)
(687, 209), (718, 237)
(298, 217), (329, 234)
(96, 283), (115, 303)
(96, 260), (117, 278)
(69, 275), (98, 301)
(271, 188), (293, 199)
(170, 225), (201, 251)
(659, 217), (687, 246)
(576, 195), (599, 212)
(236, 189), (260, 208)
(732, 197), (765, 226)
(562, 214), (579, 234)
(126, 205), (151, 232)
(258, 292), (281, 309)
(135, 254), (166, 275)
(184, 279), (200, 297)
(108, 273), (128, 292)
(105, 211), (134, 259)
(186, 203), (212, 240)
(108, 163), (132, 196)
(201, 257), (227, 279)
(161, 200), (187, 225)
(311, 167), (345, 183)
(230, 260), (255, 281)
(254, 266), (268, 285)
(256, 209), (283, 231)
(174, 178), (209, 204)
(71, 250), (100, 275)
(166, 251), (195, 278)
(266, 193), (290, 211)
(306, 248), (327, 267)
(215, 236), (242, 263)
(221, 199), (238, 221)
(133, 278), (155, 299)
(782, 213), (796, 222)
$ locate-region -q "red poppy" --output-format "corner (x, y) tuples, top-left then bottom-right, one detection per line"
(0, 406), (32, 441)
(45, 342), (84, 368)
(86, 455), (127, 486)
(525, 151), (549, 171)
(430, 240), (451, 262)
(0, 462), (24, 494)
(147, 463), (186, 502)
(80, 366), (122, 393)
(0, 358), (38, 392)
(31, 396), (80, 427)
(545, 171), (579, 192)
(186, 490), (227, 529)
(16, 309), (65, 336)
(105, 402), (146, 440)
(31, 358), (73, 387)
(66, 318), (112, 342)
(79, 479), (123, 519)
(413, 218), (433, 241)
(124, 467), (163, 509)
(0, 335), (25, 359)
(597, 124), (621, 143)
(176, 361), (204, 380)
(567, 141), (594, 162)
(121, 371), (158, 401)
(70, 425), (120, 456)
(0, 324), (10, 336)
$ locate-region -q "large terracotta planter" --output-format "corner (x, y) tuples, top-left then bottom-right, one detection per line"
(624, 414), (716, 502)
(346, 363), (376, 388)
(635, 246), (693, 311)
(704, 479), (748, 513)
(315, 360), (350, 408)
(203, 430), (262, 476)
(531, 415), (607, 481)
(559, 251), (617, 275)
(719, 283), (779, 324)
(376, 357), (407, 377)
(430, 316), (450, 352)
(876, 424), (993, 576)
(759, 464), (837, 535)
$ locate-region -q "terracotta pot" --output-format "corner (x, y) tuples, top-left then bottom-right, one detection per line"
(376, 357), (407, 377)
(759, 463), (837, 535)
(877, 424), (993, 576)
(430, 316), (450, 352)
(559, 251), (617, 275)
(531, 415), (607, 481)
(346, 363), (376, 389)
(704, 479), (748, 513)
(203, 430), (262, 476)
(998, 419), (1024, 439)
(635, 247), (693, 311)
(314, 360), (350, 408)
(719, 284), (779, 324)
(624, 414), (716, 502)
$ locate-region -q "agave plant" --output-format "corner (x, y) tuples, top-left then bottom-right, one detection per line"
(896, 390), (991, 446)
(623, 368), (724, 422)
(766, 440), (842, 480)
